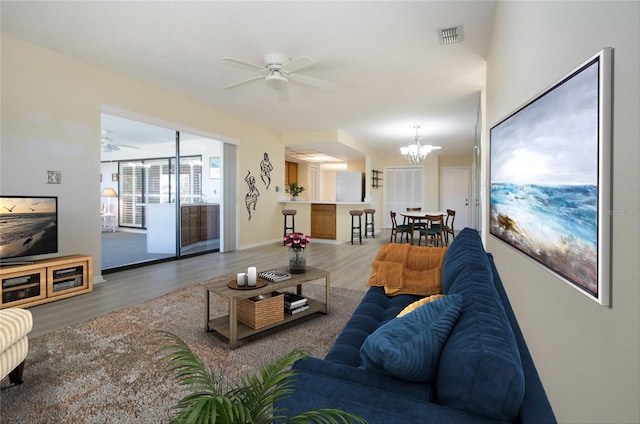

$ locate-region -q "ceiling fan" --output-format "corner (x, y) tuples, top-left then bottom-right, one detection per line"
(222, 53), (337, 101)
(101, 131), (140, 152)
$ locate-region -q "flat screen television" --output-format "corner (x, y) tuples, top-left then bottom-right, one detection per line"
(0, 196), (58, 264)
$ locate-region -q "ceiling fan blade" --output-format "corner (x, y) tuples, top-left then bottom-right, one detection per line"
(116, 144), (139, 149)
(289, 73), (337, 91)
(223, 75), (265, 90)
(221, 57), (266, 71)
(282, 55), (316, 74)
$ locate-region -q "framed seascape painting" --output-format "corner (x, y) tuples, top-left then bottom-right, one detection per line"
(490, 48), (612, 306)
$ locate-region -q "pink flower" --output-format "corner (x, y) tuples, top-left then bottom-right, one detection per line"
(284, 232), (311, 249)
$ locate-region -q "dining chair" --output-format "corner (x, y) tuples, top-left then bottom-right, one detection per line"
(419, 214), (445, 247)
(403, 207), (422, 225)
(390, 211), (412, 243)
(443, 209), (456, 245)
(404, 207), (426, 240)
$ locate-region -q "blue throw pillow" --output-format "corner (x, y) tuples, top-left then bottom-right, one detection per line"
(359, 294), (462, 382)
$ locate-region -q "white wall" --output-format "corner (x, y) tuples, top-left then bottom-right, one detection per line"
(485, 2), (639, 423)
(0, 34), (288, 278)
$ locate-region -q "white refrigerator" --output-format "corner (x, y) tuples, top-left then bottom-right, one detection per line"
(336, 171), (363, 202)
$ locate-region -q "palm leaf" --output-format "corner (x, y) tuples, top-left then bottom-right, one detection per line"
(285, 409), (368, 424)
(156, 331), (217, 393)
(156, 331), (366, 424)
(156, 330), (247, 423)
(230, 349), (307, 423)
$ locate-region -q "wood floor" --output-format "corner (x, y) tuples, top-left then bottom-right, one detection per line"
(27, 231), (392, 338)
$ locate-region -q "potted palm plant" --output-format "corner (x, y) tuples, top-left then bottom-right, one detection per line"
(285, 182), (305, 201)
(156, 331), (365, 424)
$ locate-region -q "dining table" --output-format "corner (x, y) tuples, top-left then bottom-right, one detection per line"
(399, 211), (445, 245)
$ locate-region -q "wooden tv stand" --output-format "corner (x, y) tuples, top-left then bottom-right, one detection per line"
(0, 255), (93, 309)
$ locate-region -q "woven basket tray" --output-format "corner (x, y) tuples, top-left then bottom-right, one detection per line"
(237, 291), (284, 329)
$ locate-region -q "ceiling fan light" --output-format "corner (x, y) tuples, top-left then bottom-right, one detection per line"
(266, 72), (288, 90)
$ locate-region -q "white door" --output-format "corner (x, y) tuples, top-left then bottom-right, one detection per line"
(383, 166), (424, 228)
(441, 167), (471, 231)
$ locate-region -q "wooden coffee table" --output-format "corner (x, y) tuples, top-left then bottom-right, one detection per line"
(204, 266), (330, 348)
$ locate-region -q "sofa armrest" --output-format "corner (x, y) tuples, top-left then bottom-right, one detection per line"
(0, 308), (33, 352)
(487, 254), (557, 424)
(276, 358), (503, 424)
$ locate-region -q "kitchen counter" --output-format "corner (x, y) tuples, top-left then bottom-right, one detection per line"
(278, 200), (374, 205)
(279, 200), (376, 243)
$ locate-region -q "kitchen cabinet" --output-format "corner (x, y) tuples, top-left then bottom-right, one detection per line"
(181, 204), (220, 246)
(311, 204), (337, 239)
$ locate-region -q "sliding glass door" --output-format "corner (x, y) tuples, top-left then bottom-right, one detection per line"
(101, 114), (223, 271)
(178, 134), (222, 255)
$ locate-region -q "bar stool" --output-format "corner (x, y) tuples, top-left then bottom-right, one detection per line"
(282, 209), (297, 245)
(364, 208), (376, 238)
(349, 210), (363, 245)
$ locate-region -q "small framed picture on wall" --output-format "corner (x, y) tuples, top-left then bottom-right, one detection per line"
(209, 157), (220, 179)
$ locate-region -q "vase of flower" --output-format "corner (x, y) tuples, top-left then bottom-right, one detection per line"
(283, 232), (311, 274)
(288, 247), (306, 274)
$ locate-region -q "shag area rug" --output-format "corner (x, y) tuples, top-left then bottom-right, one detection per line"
(0, 281), (365, 423)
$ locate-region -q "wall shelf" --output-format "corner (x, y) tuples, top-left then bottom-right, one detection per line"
(371, 169), (383, 188)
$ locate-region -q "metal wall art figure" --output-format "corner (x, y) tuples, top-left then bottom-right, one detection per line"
(244, 170), (260, 221)
(260, 152), (273, 189)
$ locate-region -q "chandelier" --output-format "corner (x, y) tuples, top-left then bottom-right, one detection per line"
(400, 125), (441, 164)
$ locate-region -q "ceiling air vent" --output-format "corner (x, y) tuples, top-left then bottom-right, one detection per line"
(438, 25), (464, 45)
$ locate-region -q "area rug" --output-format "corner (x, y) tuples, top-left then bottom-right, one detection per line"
(0, 281), (365, 423)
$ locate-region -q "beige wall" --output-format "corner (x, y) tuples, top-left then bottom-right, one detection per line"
(485, 2), (639, 423)
(1, 34), (288, 276)
(439, 155), (472, 167)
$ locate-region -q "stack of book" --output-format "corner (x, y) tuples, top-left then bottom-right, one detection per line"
(258, 269), (292, 283)
(283, 292), (309, 315)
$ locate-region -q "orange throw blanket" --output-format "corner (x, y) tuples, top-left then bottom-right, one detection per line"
(367, 244), (447, 296)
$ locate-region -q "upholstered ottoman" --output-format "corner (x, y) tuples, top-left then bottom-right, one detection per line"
(0, 308), (33, 385)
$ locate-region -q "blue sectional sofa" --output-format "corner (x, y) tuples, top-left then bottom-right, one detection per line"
(276, 228), (556, 423)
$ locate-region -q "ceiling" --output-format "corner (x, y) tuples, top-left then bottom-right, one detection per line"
(1, 1), (494, 159)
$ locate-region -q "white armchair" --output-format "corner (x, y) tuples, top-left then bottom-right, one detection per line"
(0, 308), (33, 385)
